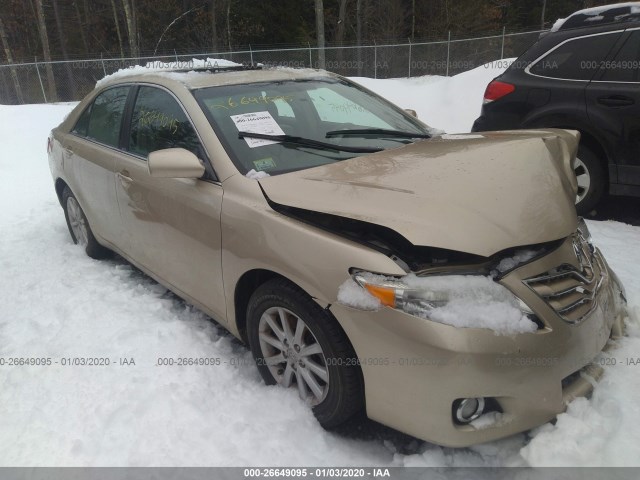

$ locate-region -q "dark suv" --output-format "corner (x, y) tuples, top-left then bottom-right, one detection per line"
(472, 2), (640, 214)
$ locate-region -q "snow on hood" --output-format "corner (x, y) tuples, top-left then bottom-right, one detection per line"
(95, 57), (243, 88)
(259, 129), (579, 258)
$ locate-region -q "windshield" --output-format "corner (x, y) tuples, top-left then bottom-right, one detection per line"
(193, 78), (430, 176)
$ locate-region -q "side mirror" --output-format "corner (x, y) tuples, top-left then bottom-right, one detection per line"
(148, 148), (205, 178)
(404, 109), (418, 118)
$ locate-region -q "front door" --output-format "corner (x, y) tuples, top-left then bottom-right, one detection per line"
(114, 85), (227, 323)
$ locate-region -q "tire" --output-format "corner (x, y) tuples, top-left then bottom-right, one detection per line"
(62, 186), (110, 259)
(574, 144), (605, 216)
(247, 278), (364, 428)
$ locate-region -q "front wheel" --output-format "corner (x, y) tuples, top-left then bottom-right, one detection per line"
(247, 278), (364, 428)
(574, 144), (605, 215)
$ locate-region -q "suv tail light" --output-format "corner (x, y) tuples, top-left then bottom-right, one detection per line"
(483, 81), (515, 104)
(47, 136), (53, 155)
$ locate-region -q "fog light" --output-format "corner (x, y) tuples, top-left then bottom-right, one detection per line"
(454, 397), (485, 423)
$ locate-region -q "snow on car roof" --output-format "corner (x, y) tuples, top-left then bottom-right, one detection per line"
(551, 1), (640, 31)
(95, 57), (330, 90)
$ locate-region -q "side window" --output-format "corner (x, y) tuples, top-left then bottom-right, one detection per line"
(601, 31), (640, 82)
(530, 32), (620, 80)
(307, 87), (391, 128)
(86, 86), (130, 147)
(129, 86), (201, 158)
(72, 103), (92, 136)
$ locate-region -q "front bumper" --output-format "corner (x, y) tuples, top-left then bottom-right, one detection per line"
(331, 236), (627, 447)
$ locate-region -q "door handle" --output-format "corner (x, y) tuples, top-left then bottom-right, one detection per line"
(117, 170), (133, 186)
(597, 95), (635, 107)
(64, 147), (73, 156)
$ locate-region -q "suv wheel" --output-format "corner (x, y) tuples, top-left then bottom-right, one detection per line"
(246, 278), (364, 428)
(574, 144), (605, 215)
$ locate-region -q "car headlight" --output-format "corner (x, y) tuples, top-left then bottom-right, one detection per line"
(353, 273), (448, 315)
(348, 272), (539, 335)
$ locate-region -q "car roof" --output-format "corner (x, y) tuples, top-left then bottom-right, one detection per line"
(96, 63), (340, 91)
(552, 1), (640, 32)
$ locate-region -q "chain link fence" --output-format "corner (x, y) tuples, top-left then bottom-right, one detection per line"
(0, 29), (544, 105)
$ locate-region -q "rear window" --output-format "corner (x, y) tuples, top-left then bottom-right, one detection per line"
(529, 32), (620, 80)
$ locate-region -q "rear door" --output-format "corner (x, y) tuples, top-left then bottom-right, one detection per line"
(114, 85), (226, 322)
(587, 28), (640, 188)
(63, 85), (132, 248)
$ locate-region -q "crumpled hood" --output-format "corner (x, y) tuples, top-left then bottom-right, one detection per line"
(259, 129), (579, 258)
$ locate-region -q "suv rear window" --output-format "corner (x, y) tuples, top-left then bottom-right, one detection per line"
(530, 32), (620, 81)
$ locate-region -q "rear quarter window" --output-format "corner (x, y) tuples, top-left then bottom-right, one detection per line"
(85, 86), (131, 147)
(529, 32), (621, 80)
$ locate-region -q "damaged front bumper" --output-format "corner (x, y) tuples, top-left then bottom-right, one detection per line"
(330, 235), (627, 447)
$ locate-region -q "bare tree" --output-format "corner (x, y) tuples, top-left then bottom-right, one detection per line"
(111, 0), (126, 58)
(356, 0), (363, 74)
(336, 0), (348, 44)
(34, 0), (57, 102)
(540, 0), (547, 29)
(226, 0), (231, 51)
(335, 0), (348, 63)
(411, 0), (415, 40)
(122, 0), (138, 57)
(315, 0), (325, 69)
(73, 0), (89, 53)
(211, 0), (218, 52)
(52, 0), (77, 99)
(0, 16), (24, 103)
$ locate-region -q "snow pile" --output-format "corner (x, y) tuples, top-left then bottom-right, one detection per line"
(337, 279), (381, 311)
(550, 18), (567, 31)
(470, 412), (514, 430)
(403, 274), (538, 335)
(96, 57), (242, 88)
(349, 59), (515, 133)
(338, 273), (538, 335)
(494, 248), (543, 274)
(551, 2), (640, 31)
(245, 169), (270, 179)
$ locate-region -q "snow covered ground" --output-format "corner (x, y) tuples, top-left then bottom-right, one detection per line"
(1, 62), (639, 466)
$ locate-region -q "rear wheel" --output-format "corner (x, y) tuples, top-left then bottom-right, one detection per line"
(574, 144), (605, 216)
(247, 278), (364, 428)
(62, 186), (110, 259)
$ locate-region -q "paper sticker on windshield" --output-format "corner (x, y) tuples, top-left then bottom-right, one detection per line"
(253, 157), (276, 171)
(231, 111), (285, 148)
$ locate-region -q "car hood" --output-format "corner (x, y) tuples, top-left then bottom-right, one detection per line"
(258, 129), (579, 258)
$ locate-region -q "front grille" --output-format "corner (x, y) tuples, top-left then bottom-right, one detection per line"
(523, 234), (607, 324)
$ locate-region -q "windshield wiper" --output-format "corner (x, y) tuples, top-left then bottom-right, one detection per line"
(325, 128), (431, 139)
(238, 131), (383, 153)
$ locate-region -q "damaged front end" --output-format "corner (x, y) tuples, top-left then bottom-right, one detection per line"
(324, 218), (627, 446)
(251, 128), (627, 446)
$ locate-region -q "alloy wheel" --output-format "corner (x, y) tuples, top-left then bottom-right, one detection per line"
(258, 306), (329, 405)
(574, 157), (591, 204)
